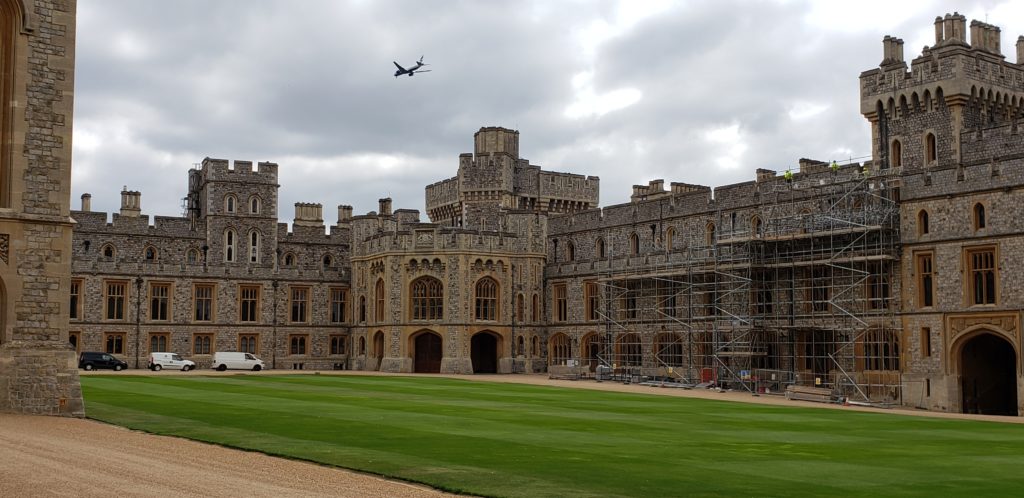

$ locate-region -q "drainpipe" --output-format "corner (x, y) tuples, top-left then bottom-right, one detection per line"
(272, 278), (279, 369)
(511, 263), (516, 373)
(134, 276), (143, 369)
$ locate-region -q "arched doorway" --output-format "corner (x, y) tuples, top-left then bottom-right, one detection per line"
(581, 333), (607, 372)
(413, 331), (442, 373)
(961, 333), (1018, 415)
(372, 331), (385, 371)
(471, 332), (498, 374)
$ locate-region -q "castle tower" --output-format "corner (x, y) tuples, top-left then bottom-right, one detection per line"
(193, 158), (280, 266)
(860, 12), (1024, 171)
(425, 127), (599, 228)
(876, 14), (1024, 416)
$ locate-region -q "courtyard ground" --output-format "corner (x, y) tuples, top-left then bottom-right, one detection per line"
(3, 371), (1022, 497)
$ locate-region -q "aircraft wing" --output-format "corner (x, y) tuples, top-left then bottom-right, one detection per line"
(393, 62), (406, 71)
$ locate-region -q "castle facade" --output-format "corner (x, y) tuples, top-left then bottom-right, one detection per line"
(63, 13), (1024, 416)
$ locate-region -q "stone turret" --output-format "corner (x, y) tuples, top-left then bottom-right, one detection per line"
(861, 13), (1024, 171)
(474, 126), (519, 158)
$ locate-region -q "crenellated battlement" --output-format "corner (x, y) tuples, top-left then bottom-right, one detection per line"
(860, 12), (1024, 118)
(860, 13), (1024, 173)
(547, 160), (878, 236)
(351, 223), (540, 259)
(425, 177), (459, 209)
(200, 157), (279, 184)
(73, 210), (201, 234)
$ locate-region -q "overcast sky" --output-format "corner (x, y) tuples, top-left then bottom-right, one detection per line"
(71, 1), (1024, 225)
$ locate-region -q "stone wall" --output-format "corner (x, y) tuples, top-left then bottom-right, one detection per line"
(0, 0), (84, 416)
(69, 160), (354, 372)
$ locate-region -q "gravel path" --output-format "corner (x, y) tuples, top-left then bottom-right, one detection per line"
(0, 412), (456, 498)
(4, 370), (1019, 497)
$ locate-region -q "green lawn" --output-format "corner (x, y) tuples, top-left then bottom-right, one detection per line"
(81, 375), (1024, 497)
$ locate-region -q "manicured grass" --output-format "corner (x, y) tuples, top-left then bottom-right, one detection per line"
(82, 375), (1024, 497)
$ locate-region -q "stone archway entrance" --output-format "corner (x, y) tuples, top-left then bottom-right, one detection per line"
(961, 333), (1018, 415)
(471, 332), (498, 374)
(581, 333), (606, 373)
(413, 331), (442, 373)
(372, 331), (385, 371)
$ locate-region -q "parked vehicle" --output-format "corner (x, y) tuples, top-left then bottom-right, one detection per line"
(79, 352), (128, 371)
(211, 351), (265, 371)
(147, 352), (196, 372)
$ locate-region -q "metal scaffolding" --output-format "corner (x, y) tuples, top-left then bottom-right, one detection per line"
(582, 163), (902, 404)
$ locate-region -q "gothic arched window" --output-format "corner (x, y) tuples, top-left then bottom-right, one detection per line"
(410, 277), (443, 321)
(475, 277), (498, 321)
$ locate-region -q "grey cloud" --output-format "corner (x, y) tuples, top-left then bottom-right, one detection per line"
(73, 1), (1022, 221)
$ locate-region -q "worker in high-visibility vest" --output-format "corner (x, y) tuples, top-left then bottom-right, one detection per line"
(784, 169), (793, 182)
(831, 160), (839, 171)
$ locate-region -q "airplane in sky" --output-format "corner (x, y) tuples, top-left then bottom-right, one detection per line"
(393, 56), (431, 77)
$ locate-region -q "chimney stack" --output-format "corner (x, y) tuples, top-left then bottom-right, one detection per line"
(119, 187), (140, 217)
(80, 193), (91, 212)
(952, 13), (966, 43)
(378, 198), (392, 216)
(293, 202), (323, 227)
(1017, 36), (1024, 64)
(881, 36), (904, 65)
(971, 20), (1002, 54)
(337, 204), (353, 226)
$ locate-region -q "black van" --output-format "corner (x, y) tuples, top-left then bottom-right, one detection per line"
(78, 352), (128, 371)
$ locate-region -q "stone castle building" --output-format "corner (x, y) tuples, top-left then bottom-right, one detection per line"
(0, 0), (84, 415)
(44, 11), (1024, 417)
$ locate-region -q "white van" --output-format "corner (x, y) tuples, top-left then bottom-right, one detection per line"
(212, 351), (265, 371)
(148, 352), (196, 371)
